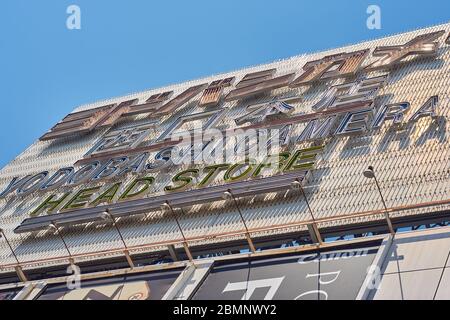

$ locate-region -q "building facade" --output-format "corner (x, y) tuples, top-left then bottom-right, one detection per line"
(0, 23), (449, 300)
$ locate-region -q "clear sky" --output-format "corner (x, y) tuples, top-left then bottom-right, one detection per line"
(0, 0), (448, 169)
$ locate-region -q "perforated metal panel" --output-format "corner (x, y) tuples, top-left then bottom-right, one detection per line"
(0, 23), (449, 271)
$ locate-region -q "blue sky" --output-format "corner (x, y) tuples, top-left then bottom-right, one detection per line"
(0, 0), (448, 169)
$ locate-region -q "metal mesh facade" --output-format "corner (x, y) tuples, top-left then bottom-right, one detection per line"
(0, 23), (449, 272)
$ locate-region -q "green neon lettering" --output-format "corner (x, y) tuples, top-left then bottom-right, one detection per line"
(252, 152), (291, 178)
(282, 145), (324, 172)
(90, 183), (122, 206)
(29, 193), (70, 217)
(165, 169), (199, 192)
(198, 164), (230, 187)
(119, 177), (154, 201)
(62, 186), (102, 211)
(224, 161), (255, 182)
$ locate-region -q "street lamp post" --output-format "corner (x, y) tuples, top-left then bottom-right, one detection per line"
(48, 222), (75, 265)
(363, 166), (395, 235)
(0, 228), (27, 282)
(161, 202), (194, 262)
(101, 210), (134, 269)
(291, 179), (323, 244)
(222, 190), (256, 253)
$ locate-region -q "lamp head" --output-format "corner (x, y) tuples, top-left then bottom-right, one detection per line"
(160, 202), (171, 212)
(363, 166), (375, 179)
(100, 211), (112, 221)
(222, 190), (233, 201)
(290, 180), (302, 190)
(48, 223), (58, 232)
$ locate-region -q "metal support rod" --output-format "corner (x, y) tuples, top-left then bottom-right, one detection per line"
(0, 229), (27, 282)
(182, 241), (194, 262)
(299, 184), (323, 244)
(363, 166), (395, 236)
(167, 244), (180, 262)
(1, 229), (21, 265)
(292, 180), (323, 244)
(164, 203), (194, 262)
(102, 211), (134, 269)
(123, 249), (135, 269)
(49, 222), (74, 265)
(372, 175), (396, 235)
(225, 191), (256, 253)
(14, 266), (28, 283)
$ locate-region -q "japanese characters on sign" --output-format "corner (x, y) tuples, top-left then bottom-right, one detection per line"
(1, 30), (448, 229)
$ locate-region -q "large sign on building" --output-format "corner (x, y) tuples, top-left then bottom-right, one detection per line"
(193, 245), (379, 300)
(0, 23), (449, 270)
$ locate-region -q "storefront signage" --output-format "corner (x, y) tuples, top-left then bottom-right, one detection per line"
(193, 245), (379, 300)
(0, 29), (448, 231)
